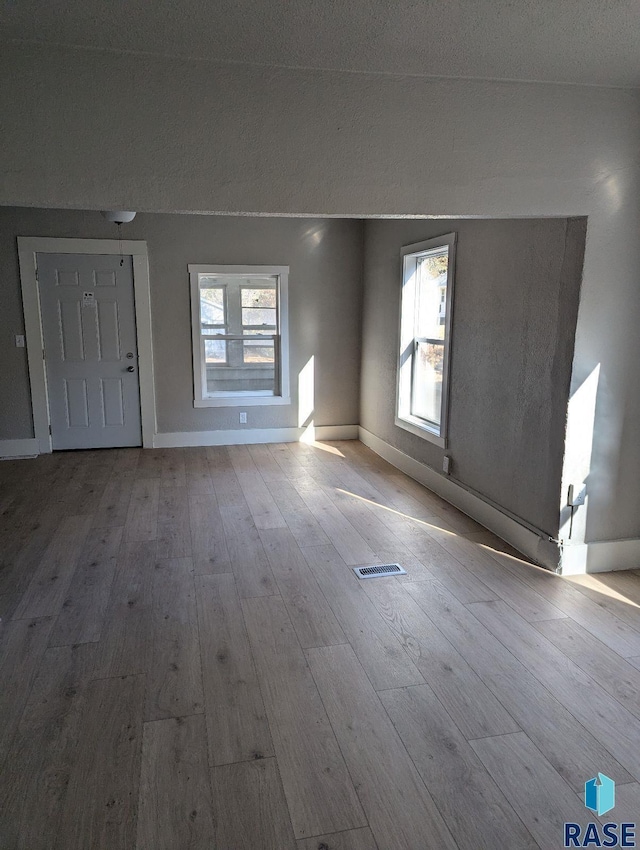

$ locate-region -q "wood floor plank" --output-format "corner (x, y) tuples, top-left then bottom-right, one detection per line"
(296, 828), (379, 850)
(302, 544), (424, 690)
(470, 732), (590, 849)
(59, 473), (110, 517)
(479, 543), (640, 656)
(136, 715), (215, 850)
(307, 643), (457, 850)
(210, 467), (246, 508)
(334, 462), (438, 524)
(157, 485), (192, 559)
(237, 470), (288, 530)
(158, 486), (189, 524)
(364, 579), (519, 738)
(587, 570), (640, 608)
(326, 488), (435, 582)
(267, 443), (304, 478)
(146, 557), (204, 721)
(92, 475), (133, 528)
(135, 448), (165, 479)
(0, 616), (54, 768)
(187, 466), (215, 495)
(283, 506), (332, 548)
(405, 579), (633, 789)
(110, 447), (141, 474)
(204, 445), (232, 468)
(211, 758), (297, 849)
(188, 491), (228, 570)
(228, 444), (260, 473)
(387, 467), (485, 533)
(292, 485), (378, 565)
(160, 447), (187, 488)
(0, 506), (66, 621)
(469, 598), (640, 781)
(49, 526), (122, 646)
(125, 478), (159, 541)
(242, 595), (366, 839)
(536, 616), (640, 720)
(260, 528), (346, 649)
(262, 478), (309, 514)
(0, 643), (97, 850)
(55, 673), (145, 850)
(221, 505), (277, 597)
(426, 526), (566, 621)
(372, 510), (498, 602)
(94, 540), (156, 678)
(12, 515), (93, 619)
(380, 685), (536, 850)
(195, 573), (273, 765)
(565, 574), (640, 641)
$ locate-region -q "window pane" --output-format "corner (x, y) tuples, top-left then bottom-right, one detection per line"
(241, 287), (277, 308)
(200, 285), (225, 326)
(411, 341), (444, 425)
(416, 249), (448, 340)
(242, 307), (277, 327)
(243, 339), (275, 364)
(204, 338), (227, 364)
(205, 339), (276, 395)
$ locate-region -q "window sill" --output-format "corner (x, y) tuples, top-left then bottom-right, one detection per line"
(395, 414), (447, 448)
(194, 396), (291, 408)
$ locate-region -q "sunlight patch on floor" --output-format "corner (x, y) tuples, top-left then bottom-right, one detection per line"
(336, 487), (459, 537)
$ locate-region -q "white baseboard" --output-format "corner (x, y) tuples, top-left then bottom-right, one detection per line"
(358, 427), (561, 570)
(153, 424), (358, 449)
(560, 539), (640, 574)
(0, 438), (39, 459)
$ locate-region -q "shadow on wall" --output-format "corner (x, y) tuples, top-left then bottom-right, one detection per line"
(298, 355), (315, 442)
(560, 364), (600, 545)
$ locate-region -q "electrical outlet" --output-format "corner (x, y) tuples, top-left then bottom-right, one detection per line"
(15, 334), (25, 348)
(442, 455), (451, 475)
(239, 411), (247, 424)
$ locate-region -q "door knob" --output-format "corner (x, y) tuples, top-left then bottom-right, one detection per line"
(126, 365), (135, 373)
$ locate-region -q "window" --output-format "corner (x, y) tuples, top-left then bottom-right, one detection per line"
(396, 234), (456, 447)
(190, 265), (290, 407)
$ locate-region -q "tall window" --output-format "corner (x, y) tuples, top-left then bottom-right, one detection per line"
(190, 265), (290, 407)
(396, 234), (456, 447)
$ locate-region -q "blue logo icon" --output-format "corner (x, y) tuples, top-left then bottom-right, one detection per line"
(585, 773), (616, 817)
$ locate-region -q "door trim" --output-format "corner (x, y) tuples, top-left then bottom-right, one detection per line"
(17, 237), (157, 453)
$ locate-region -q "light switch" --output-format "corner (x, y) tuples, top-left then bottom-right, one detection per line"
(15, 334), (25, 348)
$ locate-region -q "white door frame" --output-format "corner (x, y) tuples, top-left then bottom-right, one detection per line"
(17, 237), (157, 453)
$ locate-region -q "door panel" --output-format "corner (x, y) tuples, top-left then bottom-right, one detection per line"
(38, 253), (142, 450)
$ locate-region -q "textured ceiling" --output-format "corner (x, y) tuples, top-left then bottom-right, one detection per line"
(2, 0), (640, 88)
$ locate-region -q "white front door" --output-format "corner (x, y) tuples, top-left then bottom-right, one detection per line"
(38, 252), (142, 450)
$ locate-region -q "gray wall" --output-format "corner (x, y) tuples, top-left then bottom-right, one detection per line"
(0, 208), (364, 437)
(1, 42), (639, 546)
(361, 218), (586, 537)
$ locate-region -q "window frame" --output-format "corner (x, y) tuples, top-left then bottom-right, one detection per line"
(189, 264), (290, 407)
(395, 233), (456, 448)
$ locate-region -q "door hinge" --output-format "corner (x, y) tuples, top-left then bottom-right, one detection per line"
(48, 425), (52, 435)
(42, 349), (45, 360)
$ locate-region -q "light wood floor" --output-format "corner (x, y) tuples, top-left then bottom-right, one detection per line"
(1, 440), (640, 849)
